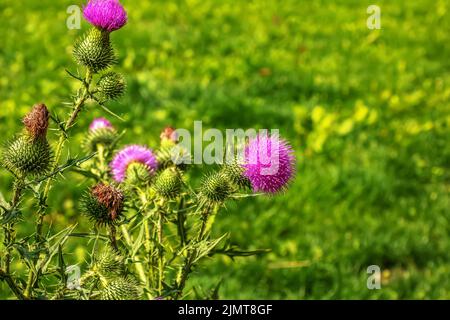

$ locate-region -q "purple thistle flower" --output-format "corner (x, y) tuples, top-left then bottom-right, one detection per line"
(83, 0), (127, 32)
(89, 117), (114, 131)
(242, 134), (295, 193)
(110, 145), (158, 182)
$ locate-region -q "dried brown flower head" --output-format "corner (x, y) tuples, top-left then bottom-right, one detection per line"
(91, 183), (124, 220)
(23, 103), (50, 140)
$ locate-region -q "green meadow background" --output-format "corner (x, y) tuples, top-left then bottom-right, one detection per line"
(1, 0), (449, 299)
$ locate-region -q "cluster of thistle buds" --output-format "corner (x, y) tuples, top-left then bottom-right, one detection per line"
(0, 0), (297, 300)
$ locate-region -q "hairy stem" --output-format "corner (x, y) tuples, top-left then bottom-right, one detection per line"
(0, 269), (26, 300)
(157, 205), (164, 295)
(175, 204), (213, 299)
(0, 179), (24, 298)
(143, 216), (153, 287)
(24, 69), (93, 299)
(120, 224), (153, 299)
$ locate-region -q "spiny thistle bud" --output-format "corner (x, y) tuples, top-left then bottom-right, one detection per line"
(125, 162), (152, 186)
(155, 145), (190, 172)
(97, 72), (126, 100)
(110, 145), (158, 183)
(83, 117), (118, 152)
(73, 27), (115, 73)
(198, 172), (234, 204)
(221, 160), (251, 190)
(81, 183), (124, 226)
(1, 104), (52, 178)
(100, 276), (141, 300)
(154, 167), (182, 200)
(91, 247), (125, 279)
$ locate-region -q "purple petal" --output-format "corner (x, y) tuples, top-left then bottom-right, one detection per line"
(83, 0), (127, 32)
(110, 145), (158, 182)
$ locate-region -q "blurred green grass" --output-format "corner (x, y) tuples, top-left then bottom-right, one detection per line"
(1, 0), (449, 299)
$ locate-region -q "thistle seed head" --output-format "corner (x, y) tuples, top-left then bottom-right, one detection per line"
(82, 183), (124, 226)
(22, 103), (50, 140)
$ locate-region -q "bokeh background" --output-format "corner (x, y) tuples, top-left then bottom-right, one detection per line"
(1, 0), (449, 299)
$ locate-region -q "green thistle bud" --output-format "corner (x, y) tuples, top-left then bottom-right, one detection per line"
(125, 162), (152, 187)
(199, 172), (234, 204)
(1, 104), (52, 178)
(156, 145), (190, 171)
(154, 167), (182, 200)
(81, 183), (124, 226)
(91, 247), (124, 279)
(100, 277), (141, 300)
(221, 161), (251, 190)
(73, 27), (115, 73)
(83, 127), (118, 153)
(97, 72), (126, 100)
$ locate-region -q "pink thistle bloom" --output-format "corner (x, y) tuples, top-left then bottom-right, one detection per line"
(83, 0), (127, 32)
(110, 145), (158, 182)
(243, 133), (295, 193)
(89, 117), (114, 131)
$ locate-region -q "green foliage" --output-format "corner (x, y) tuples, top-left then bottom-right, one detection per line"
(1, 0), (449, 300)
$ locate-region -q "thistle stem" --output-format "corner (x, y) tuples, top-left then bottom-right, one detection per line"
(25, 69), (93, 299)
(0, 179), (24, 298)
(120, 224), (153, 299)
(143, 217), (153, 286)
(37, 69), (92, 240)
(0, 269), (26, 300)
(175, 204), (213, 299)
(157, 206), (164, 295)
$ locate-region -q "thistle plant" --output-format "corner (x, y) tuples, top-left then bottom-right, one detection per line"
(0, 0), (296, 300)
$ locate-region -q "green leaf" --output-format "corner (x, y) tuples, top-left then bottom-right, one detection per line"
(37, 224), (77, 274)
(192, 233), (227, 264)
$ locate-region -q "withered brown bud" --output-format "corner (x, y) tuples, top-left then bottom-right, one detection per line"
(160, 126), (178, 143)
(91, 183), (124, 221)
(23, 103), (50, 140)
